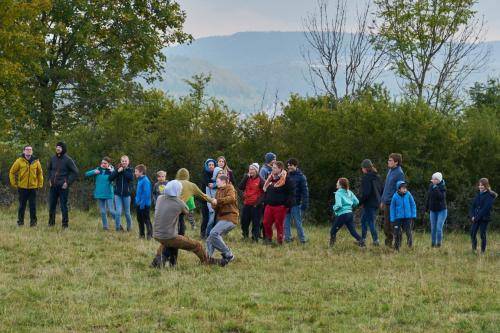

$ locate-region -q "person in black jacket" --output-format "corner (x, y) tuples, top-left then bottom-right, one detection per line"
(109, 155), (134, 231)
(284, 158), (309, 243)
(469, 178), (497, 253)
(200, 158), (216, 239)
(426, 172), (447, 247)
(47, 142), (79, 228)
(359, 159), (382, 246)
(262, 161), (295, 245)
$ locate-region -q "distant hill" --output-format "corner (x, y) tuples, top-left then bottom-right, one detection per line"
(152, 31), (500, 113)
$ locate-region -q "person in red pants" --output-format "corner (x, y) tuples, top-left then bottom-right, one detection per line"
(262, 161), (295, 245)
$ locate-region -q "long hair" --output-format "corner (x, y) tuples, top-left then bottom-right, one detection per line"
(338, 177), (350, 190)
(479, 178), (498, 197)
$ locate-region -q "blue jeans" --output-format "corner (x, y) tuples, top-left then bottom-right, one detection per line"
(114, 195), (132, 230)
(429, 209), (447, 245)
(361, 207), (378, 242)
(97, 198), (115, 229)
(284, 205), (307, 242)
(206, 220), (235, 258)
(330, 213), (362, 241)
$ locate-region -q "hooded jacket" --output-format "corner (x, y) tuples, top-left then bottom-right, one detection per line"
(390, 181), (417, 222)
(239, 174), (264, 206)
(201, 158), (216, 189)
(333, 188), (359, 216)
(153, 180), (189, 240)
(469, 190), (497, 223)
(426, 180), (447, 212)
(176, 168), (211, 203)
(288, 169), (309, 210)
(206, 166), (223, 198)
(213, 183), (239, 224)
(359, 171), (383, 208)
(135, 175), (152, 209)
(381, 166), (405, 205)
(85, 167), (114, 200)
(47, 143), (79, 187)
(109, 167), (134, 197)
(9, 154), (44, 189)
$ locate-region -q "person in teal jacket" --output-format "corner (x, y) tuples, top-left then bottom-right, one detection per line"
(390, 181), (416, 251)
(330, 178), (365, 247)
(85, 157), (116, 230)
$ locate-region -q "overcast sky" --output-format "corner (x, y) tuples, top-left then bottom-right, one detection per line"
(181, 0), (500, 41)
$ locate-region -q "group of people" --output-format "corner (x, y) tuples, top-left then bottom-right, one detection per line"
(7, 144), (498, 268)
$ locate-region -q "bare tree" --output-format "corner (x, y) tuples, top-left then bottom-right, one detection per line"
(374, 0), (489, 112)
(302, 0), (388, 99)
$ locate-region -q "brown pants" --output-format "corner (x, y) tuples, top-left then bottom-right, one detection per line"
(155, 236), (208, 264)
(382, 204), (393, 246)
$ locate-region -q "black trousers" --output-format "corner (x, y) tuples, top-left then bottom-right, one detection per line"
(200, 200), (209, 238)
(49, 186), (69, 227)
(136, 207), (152, 238)
(471, 220), (489, 252)
(393, 219), (413, 251)
(241, 204), (261, 241)
(18, 189), (37, 226)
(162, 214), (186, 266)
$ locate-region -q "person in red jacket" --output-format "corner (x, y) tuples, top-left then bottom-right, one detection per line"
(238, 163), (264, 242)
(262, 161), (295, 245)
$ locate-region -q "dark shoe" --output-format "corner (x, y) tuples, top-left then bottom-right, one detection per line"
(373, 240), (380, 246)
(221, 253), (235, 266)
(358, 240), (366, 247)
(17, 223), (24, 227)
(146, 234), (152, 241)
(30, 222), (37, 227)
(48, 223), (55, 227)
(208, 257), (224, 266)
(263, 238), (272, 246)
(329, 235), (336, 247)
(62, 225), (68, 230)
(436, 243), (441, 248)
(385, 239), (392, 247)
(117, 225), (125, 232)
(139, 234), (146, 239)
(151, 255), (162, 268)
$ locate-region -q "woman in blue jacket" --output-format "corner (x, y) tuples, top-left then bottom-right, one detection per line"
(390, 181), (416, 251)
(85, 157), (115, 230)
(470, 178), (497, 253)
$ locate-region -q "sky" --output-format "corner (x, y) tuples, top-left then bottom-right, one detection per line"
(181, 0), (500, 41)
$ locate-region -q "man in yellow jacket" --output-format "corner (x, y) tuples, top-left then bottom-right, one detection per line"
(9, 145), (44, 227)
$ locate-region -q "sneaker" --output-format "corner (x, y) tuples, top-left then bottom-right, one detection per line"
(358, 240), (366, 247)
(151, 255), (162, 268)
(222, 253), (235, 266)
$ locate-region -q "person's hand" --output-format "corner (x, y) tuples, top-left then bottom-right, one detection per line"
(471, 217), (475, 223)
(95, 169), (100, 175)
(211, 198), (217, 206)
(62, 182), (68, 189)
(49, 180), (52, 187)
(118, 167), (124, 173)
(379, 203), (384, 210)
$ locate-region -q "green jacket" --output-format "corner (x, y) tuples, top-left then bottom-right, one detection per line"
(332, 188), (359, 216)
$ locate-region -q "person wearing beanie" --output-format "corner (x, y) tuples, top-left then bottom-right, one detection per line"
(238, 162), (265, 242)
(380, 153), (405, 247)
(359, 159), (383, 246)
(426, 172), (447, 247)
(390, 181), (416, 251)
(259, 152), (276, 180)
(284, 158), (309, 244)
(47, 141), (79, 228)
(151, 180), (209, 268)
(9, 145), (44, 227)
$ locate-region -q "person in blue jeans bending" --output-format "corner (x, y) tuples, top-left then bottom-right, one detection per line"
(426, 172), (447, 248)
(330, 178), (365, 248)
(359, 159), (383, 246)
(109, 155), (134, 231)
(469, 178), (497, 253)
(85, 157), (116, 231)
(284, 158), (309, 244)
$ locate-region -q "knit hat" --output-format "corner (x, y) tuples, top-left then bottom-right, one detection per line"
(249, 163), (260, 173)
(431, 172), (443, 183)
(361, 159), (373, 169)
(164, 180), (182, 197)
(265, 152), (277, 164)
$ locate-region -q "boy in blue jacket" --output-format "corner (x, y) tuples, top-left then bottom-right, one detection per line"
(390, 181), (416, 251)
(135, 164), (152, 239)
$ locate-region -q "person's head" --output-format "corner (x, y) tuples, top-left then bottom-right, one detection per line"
(337, 177), (349, 190)
(265, 152), (277, 166)
(397, 181), (408, 194)
(388, 153), (402, 168)
(207, 161), (215, 171)
(431, 172), (443, 185)
(217, 156), (228, 169)
(120, 155), (129, 168)
(249, 163), (260, 177)
(55, 141), (67, 155)
(478, 178), (491, 192)
(216, 174), (229, 188)
(164, 180), (182, 197)
(286, 158), (298, 172)
(23, 145), (33, 158)
(361, 159), (377, 174)
(101, 156), (112, 169)
(135, 164), (146, 178)
(271, 161), (284, 176)
(157, 170), (167, 182)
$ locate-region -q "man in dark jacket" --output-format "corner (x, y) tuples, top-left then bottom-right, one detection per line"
(262, 161), (295, 245)
(109, 155), (134, 231)
(284, 158), (309, 243)
(47, 142), (79, 228)
(359, 159), (383, 245)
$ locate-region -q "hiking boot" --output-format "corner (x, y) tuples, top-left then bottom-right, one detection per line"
(221, 253), (235, 266)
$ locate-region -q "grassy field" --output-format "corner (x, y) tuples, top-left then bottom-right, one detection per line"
(0, 209), (498, 333)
